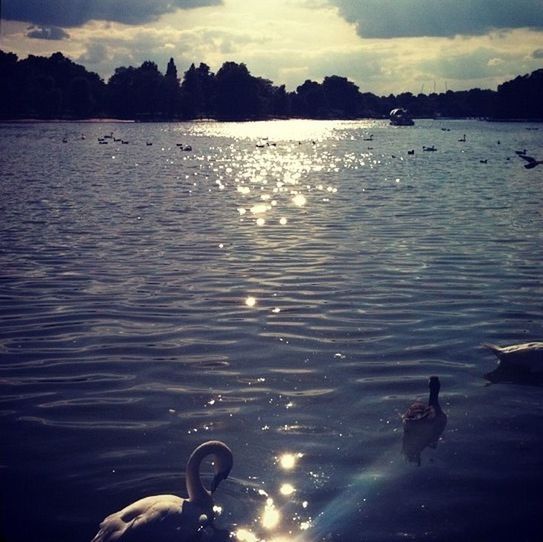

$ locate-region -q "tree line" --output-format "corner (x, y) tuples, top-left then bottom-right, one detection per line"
(0, 50), (542, 121)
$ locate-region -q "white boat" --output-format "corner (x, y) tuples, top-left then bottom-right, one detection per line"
(390, 108), (414, 126)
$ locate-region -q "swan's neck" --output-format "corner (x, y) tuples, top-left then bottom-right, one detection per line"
(186, 446), (213, 507)
(429, 387), (442, 413)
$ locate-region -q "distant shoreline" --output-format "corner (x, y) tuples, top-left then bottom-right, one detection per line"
(1, 116), (542, 124)
(0, 118), (136, 124)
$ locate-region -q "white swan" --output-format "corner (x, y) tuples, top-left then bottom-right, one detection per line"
(402, 377), (447, 465)
(91, 441), (233, 542)
(483, 342), (543, 374)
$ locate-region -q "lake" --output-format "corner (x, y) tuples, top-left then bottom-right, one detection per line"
(1, 119), (542, 542)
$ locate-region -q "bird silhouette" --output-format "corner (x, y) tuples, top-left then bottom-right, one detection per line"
(517, 154), (543, 169)
(402, 377), (447, 466)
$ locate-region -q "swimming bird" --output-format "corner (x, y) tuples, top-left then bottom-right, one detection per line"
(458, 134), (466, 142)
(423, 145), (436, 152)
(517, 154), (543, 169)
(483, 342), (543, 375)
(407, 149), (415, 155)
(402, 377), (447, 465)
(91, 441), (233, 542)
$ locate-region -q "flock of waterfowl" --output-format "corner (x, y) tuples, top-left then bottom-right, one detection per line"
(90, 340), (542, 541)
(61, 131), (194, 151)
(60, 128), (542, 170)
(362, 129), (541, 167)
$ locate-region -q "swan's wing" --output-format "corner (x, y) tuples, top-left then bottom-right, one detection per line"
(92, 495), (187, 542)
(126, 496), (185, 530)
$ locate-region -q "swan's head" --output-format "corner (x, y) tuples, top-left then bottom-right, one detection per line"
(210, 443), (233, 493)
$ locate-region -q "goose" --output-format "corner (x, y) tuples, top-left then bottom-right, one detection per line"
(483, 342), (543, 374)
(91, 441), (233, 542)
(402, 377), (447, 465)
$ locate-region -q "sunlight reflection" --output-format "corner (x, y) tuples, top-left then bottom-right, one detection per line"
(187, 119), (346, 142)
(250, 203), (271, 214)
(280, 483), (296, 496)
(278, 452), (303, 470)
(236, 528), (258, 542)
(291, 194), (307, 207)
(262, 498), (281, 530)
(245, 296), (257, 307)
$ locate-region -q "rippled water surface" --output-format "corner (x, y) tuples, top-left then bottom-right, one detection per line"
(1, 119), (543, 542)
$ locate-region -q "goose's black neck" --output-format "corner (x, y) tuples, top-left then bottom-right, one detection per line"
(428, 377), (442, 413)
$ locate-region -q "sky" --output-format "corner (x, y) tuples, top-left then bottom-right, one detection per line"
(1, 0), (543, 95)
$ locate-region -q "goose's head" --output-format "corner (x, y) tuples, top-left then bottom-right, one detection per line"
(210, 444), (233, 493)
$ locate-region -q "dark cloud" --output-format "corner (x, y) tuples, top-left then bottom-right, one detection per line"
(26, 25), (70, 40)
(3, 0), (222, 27)
(332, 0), (543, 38)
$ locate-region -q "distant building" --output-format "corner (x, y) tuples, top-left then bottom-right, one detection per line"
(389, 108), (414, 126)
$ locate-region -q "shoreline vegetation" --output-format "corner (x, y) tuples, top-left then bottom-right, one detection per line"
(1, 50), (542, 122)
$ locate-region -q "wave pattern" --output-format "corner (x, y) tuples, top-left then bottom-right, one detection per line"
(1, 120), (543, 542)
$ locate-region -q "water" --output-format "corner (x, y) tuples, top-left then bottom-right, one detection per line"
(0, 119), (542, 542)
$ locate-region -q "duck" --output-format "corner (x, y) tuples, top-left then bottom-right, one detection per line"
(402, 377), (447, 465)
(91, 441), (233, 542)
(422, 145), (436, 152)
(483, 342), (543, 375)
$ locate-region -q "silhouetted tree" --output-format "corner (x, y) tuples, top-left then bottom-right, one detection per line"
(161, 57), (180, 119)
(294, 80), (326, 118)
(322, 75), (361, 118)
(1, 49), (542, 121)
(68, 76), (94, 117)
(495, 69), (543, 119)
(0, 51), (20, 118)
(180, 63), (215, 118)
(213, 62), (261, 120)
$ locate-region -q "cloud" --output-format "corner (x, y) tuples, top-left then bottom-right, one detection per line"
(417, 46), (540, 85)
(331, 0), (543, 38)
(26, 25), (70, 40)
(2, 0), (223, 28)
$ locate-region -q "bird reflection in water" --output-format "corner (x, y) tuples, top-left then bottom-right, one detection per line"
(401, 377), (447, 466)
